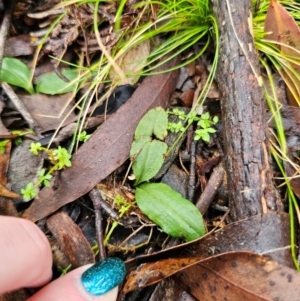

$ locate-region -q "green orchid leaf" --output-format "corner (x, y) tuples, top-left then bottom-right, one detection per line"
(135, 107), (168, 140)
(136, 183), (206, 241)
(132, 140), (167, 185)
(36, 69), (79, 95)
(0, 57), (34, 94)
(130, 136), (151, 159)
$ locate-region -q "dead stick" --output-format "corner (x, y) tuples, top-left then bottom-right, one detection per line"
(188, 140), (196, 201)
(89, 188), (109, 261)
(0, 0), (16, 65)
(0, 100), (10, 136)
(38, 115), (105, 146)
(1, 83), (43, 137)
(196, 164), (225, 214)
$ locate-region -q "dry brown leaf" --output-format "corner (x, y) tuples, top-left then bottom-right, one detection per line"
(0, 140), (11, 186)
(124, 211), (292, 282)
(0, 101), (11, 137)
(0, 140), (22, 215)
(123, 251), (300, 301)
(177, 252), (300, 301)
(283, 160), (300, 199)
(123, 257), (203, 294)
(47, 212), (95, 269)
(4, 35), (34, 57)
(264, 0), (300, 106)
(19, 93), (77, 132)
(0, 183), (21, 199)
(110, 40), (150, 85)
(0, 141), (21, 199)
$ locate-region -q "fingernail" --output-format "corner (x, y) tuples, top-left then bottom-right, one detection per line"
(81, 258), (126, 296)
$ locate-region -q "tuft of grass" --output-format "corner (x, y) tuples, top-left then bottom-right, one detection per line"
(41, 0), (219, 151)
(253, 0), (300, 105)
(254, 1), (300, 270)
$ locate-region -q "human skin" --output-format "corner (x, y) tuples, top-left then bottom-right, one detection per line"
(0, 216), (119, 301)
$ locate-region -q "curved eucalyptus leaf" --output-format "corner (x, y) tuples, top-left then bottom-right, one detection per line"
(0, 57), (34, 94)
(136, 183), (206, 241)
(36, 69), (79, 95)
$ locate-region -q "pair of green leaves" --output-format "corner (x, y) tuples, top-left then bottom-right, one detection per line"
(130, 107), (206, 241)
(0, 57), (79, 95)
(131, 107), (168, 185)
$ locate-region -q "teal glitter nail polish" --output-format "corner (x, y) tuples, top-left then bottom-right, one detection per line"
(81, 258), (126, 296)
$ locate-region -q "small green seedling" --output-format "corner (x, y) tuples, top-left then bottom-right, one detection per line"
(10, 129), (35, 146)
(57, 264), (72, 277)
(168, 109), (218, 142)
(167, 121), (185, 133)
(172, 108), (187, 120)
(91, 241), (99, 256)
(14, 137), (23, 146)
(21, 182), (38, 201)
(130, 107), (206, 242)
(30, 142), (43, 155)
(38, 168), (53, 188)
(21, 143), (72, 201)
(0, 140), (10, 154)
(194, 112), (218, 142)
(78, 131), (91, 143)
(53, 146), (72, 169)
(0, 135), (30, 154)
(104, 194), (132, 244)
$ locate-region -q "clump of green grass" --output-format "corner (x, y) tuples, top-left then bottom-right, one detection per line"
(253, 0), (300, 270)
(47, 0), (219, 151)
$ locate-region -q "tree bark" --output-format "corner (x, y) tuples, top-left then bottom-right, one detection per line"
(210, 0), (281, 221)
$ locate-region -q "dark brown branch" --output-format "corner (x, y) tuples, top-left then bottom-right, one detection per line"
(211, 0), (281, 221)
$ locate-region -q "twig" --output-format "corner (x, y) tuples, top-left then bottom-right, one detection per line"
(0, 0), (16, 65)
(1, 83), (43, 137)
(89, 188), (124, 260)
(27, 9), (65, 19)
(179, 150), (189, 176)
(118, 225), (147, 248)
(38, 114), (105, 146)
(89, 188), (107, 261)
(188, 140), (196, 201)
(196, 164), (225, 214)
(0, 99), (10, 136)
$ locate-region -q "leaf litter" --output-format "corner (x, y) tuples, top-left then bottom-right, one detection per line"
(22, 56), (180, 222)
